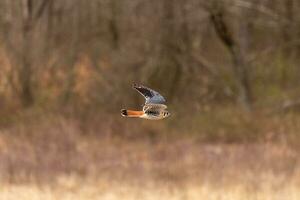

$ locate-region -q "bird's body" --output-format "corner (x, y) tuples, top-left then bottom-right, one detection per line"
(121, 84), (170, 120)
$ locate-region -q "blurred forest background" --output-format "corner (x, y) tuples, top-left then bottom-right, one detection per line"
(1, 0), (300, 199)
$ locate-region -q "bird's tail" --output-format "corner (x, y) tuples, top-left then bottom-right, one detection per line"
(121, 109), (144, 117)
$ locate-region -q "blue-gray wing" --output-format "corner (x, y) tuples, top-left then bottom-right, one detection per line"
(133, 83), (166, 104)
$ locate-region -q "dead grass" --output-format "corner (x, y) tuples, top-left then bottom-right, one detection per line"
(0, 112), (300, 199)
(1, 173), (300, 200)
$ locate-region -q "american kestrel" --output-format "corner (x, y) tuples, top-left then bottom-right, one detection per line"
(121, 84), (170, 120)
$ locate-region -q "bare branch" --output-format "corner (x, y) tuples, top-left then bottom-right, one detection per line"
(34, 0), (51, 22)
(232, 0), (291, 25)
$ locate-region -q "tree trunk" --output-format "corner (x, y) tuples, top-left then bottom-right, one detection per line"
(209, 5), (252, 110)
(148, 0), (183, 100)
(17, 0), (51, 107)
(19, 0), (34, 107)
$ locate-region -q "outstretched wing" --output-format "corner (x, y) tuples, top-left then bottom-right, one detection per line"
(133, 83), (166, 104)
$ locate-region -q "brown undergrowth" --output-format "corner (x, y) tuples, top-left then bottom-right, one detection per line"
(0, 108), (300, 199)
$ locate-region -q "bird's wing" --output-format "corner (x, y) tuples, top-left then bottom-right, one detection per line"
(143, 103), (167, 112)
(132, 83), (166, 104)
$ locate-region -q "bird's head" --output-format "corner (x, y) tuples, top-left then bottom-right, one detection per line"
(162, 110), (170, 118)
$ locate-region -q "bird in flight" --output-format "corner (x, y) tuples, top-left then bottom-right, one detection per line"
(121, 83), (170, 120)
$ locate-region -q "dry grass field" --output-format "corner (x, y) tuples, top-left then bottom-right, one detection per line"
(0, 114), (300, 200)
(1, 144), (299, 200)
(1, 176), (300, 200)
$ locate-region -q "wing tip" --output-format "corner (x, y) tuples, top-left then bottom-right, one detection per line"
(132, 83), (140, 89)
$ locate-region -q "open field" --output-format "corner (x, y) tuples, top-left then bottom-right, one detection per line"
(1, 142), (299, 200)
(0, 115), (300, 200)
(1, 176), (300, 200)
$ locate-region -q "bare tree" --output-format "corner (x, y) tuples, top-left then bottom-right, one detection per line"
(208, 2), (252, 110)
(0, 0), (299, 112)
(0, 0), (51, 107)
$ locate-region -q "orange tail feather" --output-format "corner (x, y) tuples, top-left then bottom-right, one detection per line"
(121, 109), (144, 117)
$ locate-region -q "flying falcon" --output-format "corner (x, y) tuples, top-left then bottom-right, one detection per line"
(121, 83), (170, 120)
